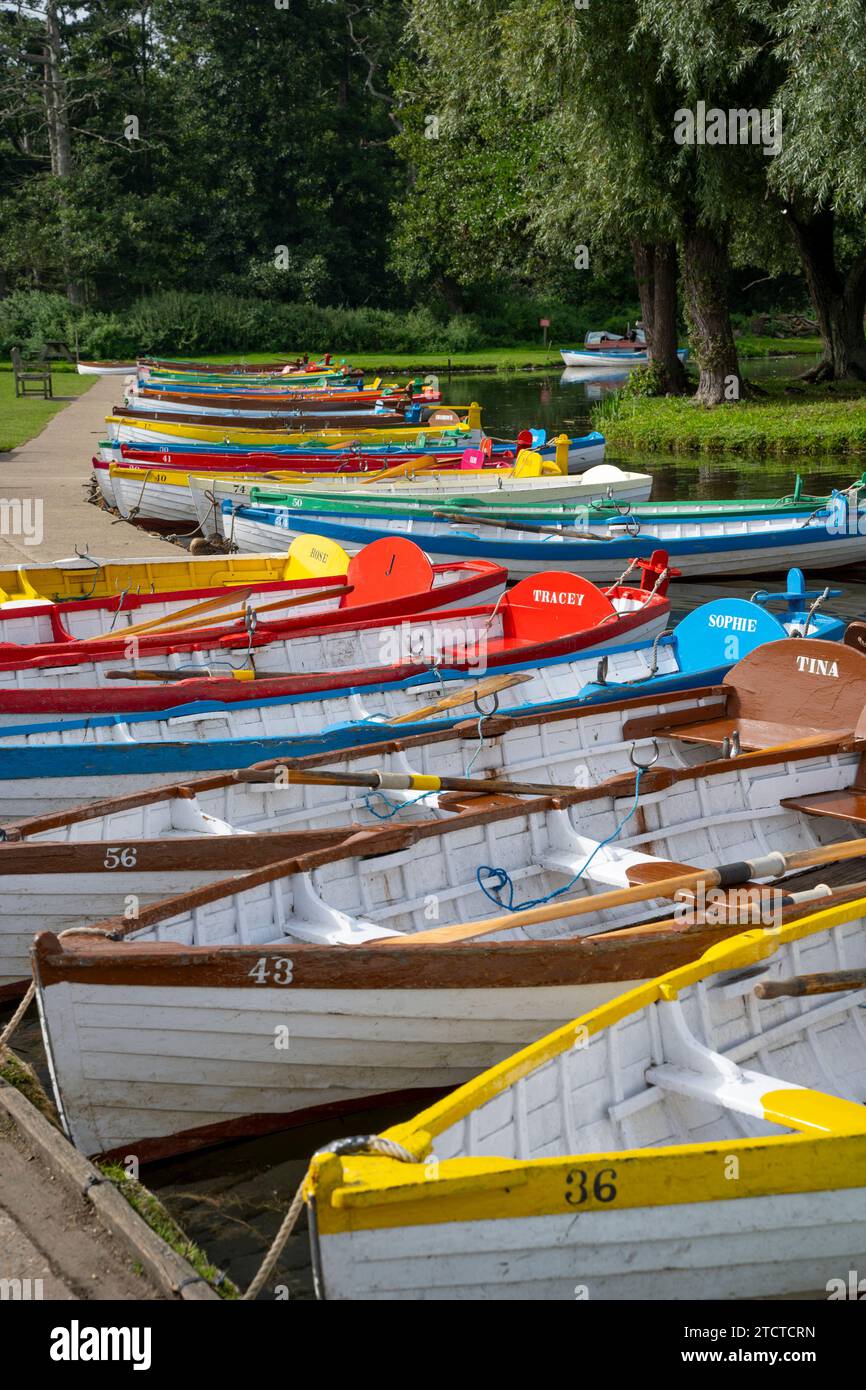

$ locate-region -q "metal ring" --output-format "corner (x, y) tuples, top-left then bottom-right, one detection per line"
(629, 738), (659, 770)
(474, 690), (500, 718)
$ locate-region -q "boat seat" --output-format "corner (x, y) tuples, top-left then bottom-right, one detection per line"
(781, 789), (866, 825)
(664, 717), (846, 751)
(647, 998), (866, 1135)
(781, 752), (866, 825)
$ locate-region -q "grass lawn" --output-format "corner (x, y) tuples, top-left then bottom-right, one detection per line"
(594, 378), (866, 456)
(0, 367), (95, 451)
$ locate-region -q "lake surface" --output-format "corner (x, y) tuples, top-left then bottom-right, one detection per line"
(5, 351), (864, 1300)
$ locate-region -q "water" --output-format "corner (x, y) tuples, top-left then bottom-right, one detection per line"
(5, 351), (866, 1299)
(451, 357), (863, 502)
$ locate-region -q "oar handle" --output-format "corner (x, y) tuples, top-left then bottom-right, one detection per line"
(755, 969), (866, 999)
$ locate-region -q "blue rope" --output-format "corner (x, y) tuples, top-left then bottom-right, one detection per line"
(363, 788), (437, 820)
(476, 768), (645, 913)
(464, 714), (488, 776)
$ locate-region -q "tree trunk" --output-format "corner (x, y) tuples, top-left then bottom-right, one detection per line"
(681, 220), (741, 406)
(786, 207), (866, 381)
(436, 274), (464, 315)
(44, 0), (85, 306)
(630, 239), (688, 394)
(650, 242), (688, 394)
(631, 238), (655, 338)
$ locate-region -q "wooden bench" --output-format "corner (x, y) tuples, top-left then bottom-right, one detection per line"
(11, 346), (52, 400)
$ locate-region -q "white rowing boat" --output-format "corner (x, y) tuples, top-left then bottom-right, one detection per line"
(27, 637), (866, 1158)
(304, 895), (866, 1300)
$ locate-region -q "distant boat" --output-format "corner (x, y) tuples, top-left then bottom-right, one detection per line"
(560, 329), (688, 368)
(76, 360), (136, 376)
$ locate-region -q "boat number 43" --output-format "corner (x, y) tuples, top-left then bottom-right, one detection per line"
(248, 957), (294, 985)
(564, 1167), (618, 1206)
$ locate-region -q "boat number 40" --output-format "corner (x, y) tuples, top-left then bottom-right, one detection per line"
(564, 1168), (618, 1206)
(248, 957), (294, 985)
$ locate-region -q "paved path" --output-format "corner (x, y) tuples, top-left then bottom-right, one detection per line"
(0, 376), (180, 564)
(0, 1114), (158, 1301)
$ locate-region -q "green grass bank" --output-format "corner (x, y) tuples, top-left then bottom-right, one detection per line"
(594, 378), (866, 457)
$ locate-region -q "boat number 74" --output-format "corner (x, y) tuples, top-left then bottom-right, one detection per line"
(564, 1168), (618, 1206)
(248, 958), (294, 985)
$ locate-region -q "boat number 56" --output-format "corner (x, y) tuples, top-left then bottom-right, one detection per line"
(248, 957), (294, 985)
(564, 1167), (618, 1206)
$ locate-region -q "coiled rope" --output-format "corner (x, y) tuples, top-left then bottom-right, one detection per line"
(476, 767), (645, 914)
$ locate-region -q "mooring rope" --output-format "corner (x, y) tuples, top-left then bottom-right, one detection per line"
(242, 1135), (414, 1301)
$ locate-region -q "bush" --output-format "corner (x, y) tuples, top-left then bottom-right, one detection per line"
(0, 287), (639, 358)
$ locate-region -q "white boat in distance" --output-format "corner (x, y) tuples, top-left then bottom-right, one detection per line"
(561, 330), (689, 368)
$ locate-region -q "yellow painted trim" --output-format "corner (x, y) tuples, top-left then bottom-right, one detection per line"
(309, 1135), (866, 1236)
(306, 897), (866, 1234)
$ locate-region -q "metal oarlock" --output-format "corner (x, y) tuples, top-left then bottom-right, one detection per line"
(629, 739), (659, 771)
(473, 687), (500, 718)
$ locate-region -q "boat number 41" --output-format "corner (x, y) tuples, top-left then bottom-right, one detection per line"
(248, 957), (294, 985)
(564, 1168), (618, 1206)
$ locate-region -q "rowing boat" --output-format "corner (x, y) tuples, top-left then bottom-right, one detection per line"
(104, 407), (483, 449)
(0, 563), (673, 688)
(222, 492), (866, 576)
(0, 568), (840, 761)
(0, 547), (365, 605)
(0, 539), (506, 645)
(302, 894), (866, 1300)
(102, 461), (643, 532)
(26, 635), (866, 1159)
(2, 600), (847, 832)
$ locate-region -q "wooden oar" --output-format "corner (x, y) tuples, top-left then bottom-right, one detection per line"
(431, 510), (606, 541)
(233, 765), (574, 798)
(755, 969), (866, 999)
(386, 671), (531, 724)
(87, 586), (256, 642)
(359, 458), (431, 484)
(88, 583), (352, 643)
(377, 836), (866, 947)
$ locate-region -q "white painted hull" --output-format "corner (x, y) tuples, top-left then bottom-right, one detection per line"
(223, 508), (866, 578)
(31, 734), (866, 1155)
(0, 869), (230, 994)
(0, 601), (668, 694)
(109, 459), (651, 535)
(38, 980), (625, 1157)
(316, 1188), (866, 1300)
(76, 362), (135, 375)
(309, 902), (866, 1299)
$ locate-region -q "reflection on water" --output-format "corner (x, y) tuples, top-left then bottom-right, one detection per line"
(5, 347), (864, 1299)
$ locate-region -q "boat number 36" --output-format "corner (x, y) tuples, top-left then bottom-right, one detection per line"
(564, 1168), (618, 1206)
(248, 957), (294, 985)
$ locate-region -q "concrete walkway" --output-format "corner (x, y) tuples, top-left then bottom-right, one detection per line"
(0, 376), (180, 564)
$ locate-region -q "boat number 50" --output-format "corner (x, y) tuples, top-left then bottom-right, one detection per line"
(564, 1168), (618, 1205)
(248, 957), (294, 985)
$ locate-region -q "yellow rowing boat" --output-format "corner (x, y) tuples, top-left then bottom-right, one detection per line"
(105, 404), (482, 449)
(305, 895), (866, 1300)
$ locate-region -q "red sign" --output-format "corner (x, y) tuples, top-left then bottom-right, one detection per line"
(539, 318), (550, 327)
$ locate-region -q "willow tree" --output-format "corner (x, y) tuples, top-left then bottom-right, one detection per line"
(401, 0), (770, 401)
(639, 0), (866, 383)
(767, 0), (866, 379)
